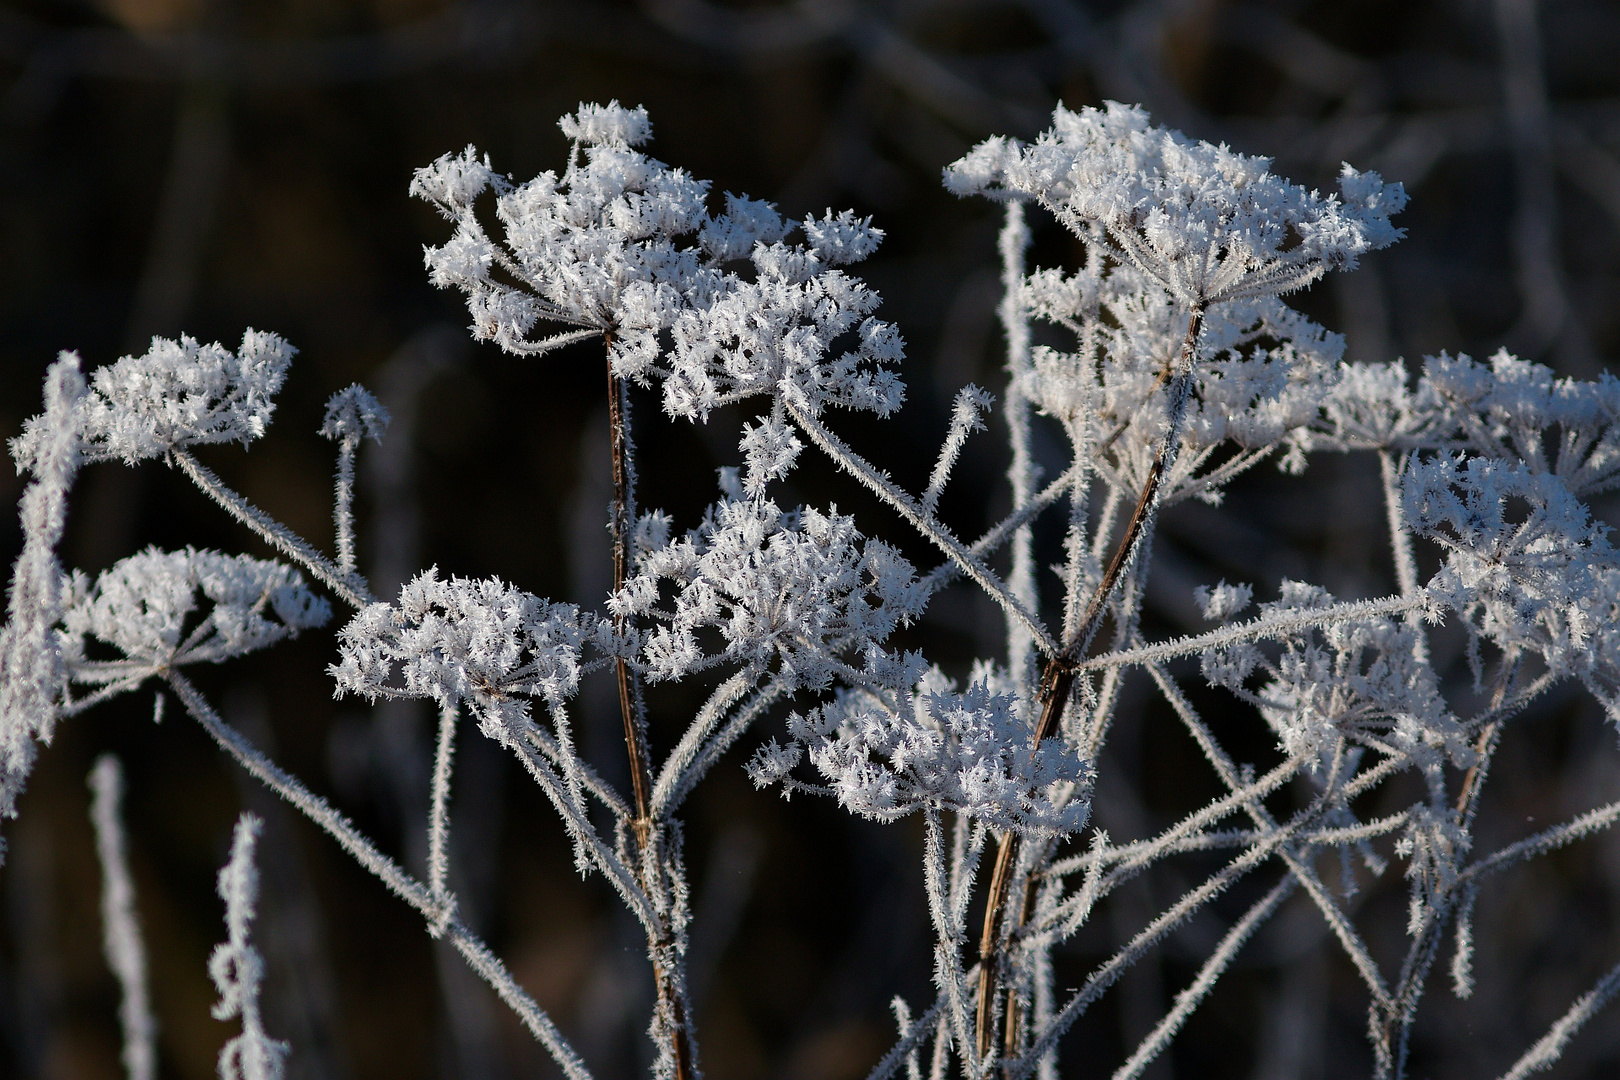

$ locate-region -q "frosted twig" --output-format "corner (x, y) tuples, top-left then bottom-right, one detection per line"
(427, 700), (457, 934)
(165, 671), (596, 1080)
(1112, 875), (1297, 1080)
(998, 200), (1040, 686)
(210, 813), (288, 1080)
(922, 385), (993, 516)
(1, 355), (85, 823)
(1012, 808), (1317, 1080)
(1079, 593), (1429, 673)
(786, 401), (1058, 656)
(88, 756), (156, 1080)
(1498, 957), (1620, 1079)
(332, 439), (359, 574)
(867, 995), (947, 1080)
(651, 668), (755, 817)
(915, 462), (1082, 599)
(1462, 798), (1620, 883)
(172, 449), (373, 608)
(657, 679), (786, 816)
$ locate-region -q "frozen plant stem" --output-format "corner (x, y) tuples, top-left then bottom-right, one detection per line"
(606, 344), (697, 1080)
(89, 755), (156, 1080)
(977, 305), (1203, 1063)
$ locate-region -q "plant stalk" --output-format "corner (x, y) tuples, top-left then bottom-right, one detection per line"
(606, 347), (697, 1080)
(975, 306), (1202, 1065)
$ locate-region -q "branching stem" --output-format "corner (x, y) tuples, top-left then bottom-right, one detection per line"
(976, 305), (1203, 1063)
(606, 344), (697, 1080)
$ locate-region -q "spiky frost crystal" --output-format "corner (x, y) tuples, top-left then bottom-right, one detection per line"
(331, 569), (585, 733)
(947, 101), (1406, 304)
(412, 101), (904, 435)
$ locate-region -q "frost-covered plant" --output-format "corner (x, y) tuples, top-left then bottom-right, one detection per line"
(4, 99), (1619, 1080)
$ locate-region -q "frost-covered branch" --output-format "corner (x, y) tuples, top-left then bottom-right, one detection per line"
(89, 756), (156, 1080)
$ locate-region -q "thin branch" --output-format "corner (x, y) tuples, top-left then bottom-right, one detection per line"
(172, 449), (373, 608)
(1498, 957), (1620, 1079)
(1078, 593), (1429, 673)
(1112, 875), (1296, 1080)
(88, 756), (156, 1080)
(427, 699), (458, 930)
(164, 671), (594, 1080)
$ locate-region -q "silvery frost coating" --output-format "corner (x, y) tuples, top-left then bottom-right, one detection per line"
(12, 331), (294, 467)
(945, 100), (1407, 305)
(751, 666), (1091, 836)
(10, 97), (1620, 1080)
(330, 569), (585, 735)
(412, 100), (904, 489)
(616, 494), (925, 689)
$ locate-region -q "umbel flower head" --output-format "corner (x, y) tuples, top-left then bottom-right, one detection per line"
(412, 102), (905, 429)
(330, 569), (584, 737)
(62, 548), (331, 670)
(749, 665), (1091, 837)
(946, 101), (1406, 305)
(11, 331), (295, 468)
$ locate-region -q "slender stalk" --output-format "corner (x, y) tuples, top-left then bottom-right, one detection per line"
(333, 437), (359, 574)
(605, 346), (696, 1080)
(976, 306), (1203, 1061)
(165, 671), (595, 1080)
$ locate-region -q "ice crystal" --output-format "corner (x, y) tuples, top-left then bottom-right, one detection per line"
(10, 331), (295, 467)
(756, 666), (1090, 836)
(331, 569), (584, 735)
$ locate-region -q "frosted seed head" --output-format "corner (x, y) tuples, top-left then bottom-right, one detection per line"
(559, 101), (653, 147)
(319, 385), (390, 445)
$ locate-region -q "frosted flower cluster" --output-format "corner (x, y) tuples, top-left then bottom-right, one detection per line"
(1021, 262), (1342, 489)
(617, 496), (924, 689)
(413, 102), (904, 427)
(62, 548), (330, 670)
(318, 384), (390, 446)
(1405, 455), (1620, 701)
(1314, 350), (1620, 481)
(750, 667), (1090, 836)
(946, 101), (1406, 304)
(12, 331), (294, 468)
(331, 569), (584, 735)
(1201, 581), (1465, 767)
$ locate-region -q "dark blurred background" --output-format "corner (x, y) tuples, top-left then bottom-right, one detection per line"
(3, 1), (1620, 1078)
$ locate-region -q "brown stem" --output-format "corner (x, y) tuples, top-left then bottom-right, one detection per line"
(974, 307), (1202, 1065)
(606, 347), (696, 1080)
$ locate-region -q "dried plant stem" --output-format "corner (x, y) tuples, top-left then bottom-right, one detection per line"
(606, 348), (697, 1080)
(165, 671), (594, 1080)
(976, 306), (1203, 1062)
(172, 449), (373, 608)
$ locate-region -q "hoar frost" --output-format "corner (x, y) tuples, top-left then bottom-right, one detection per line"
(331, 569), (584, 735)
(751, 666), (1091, 836)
